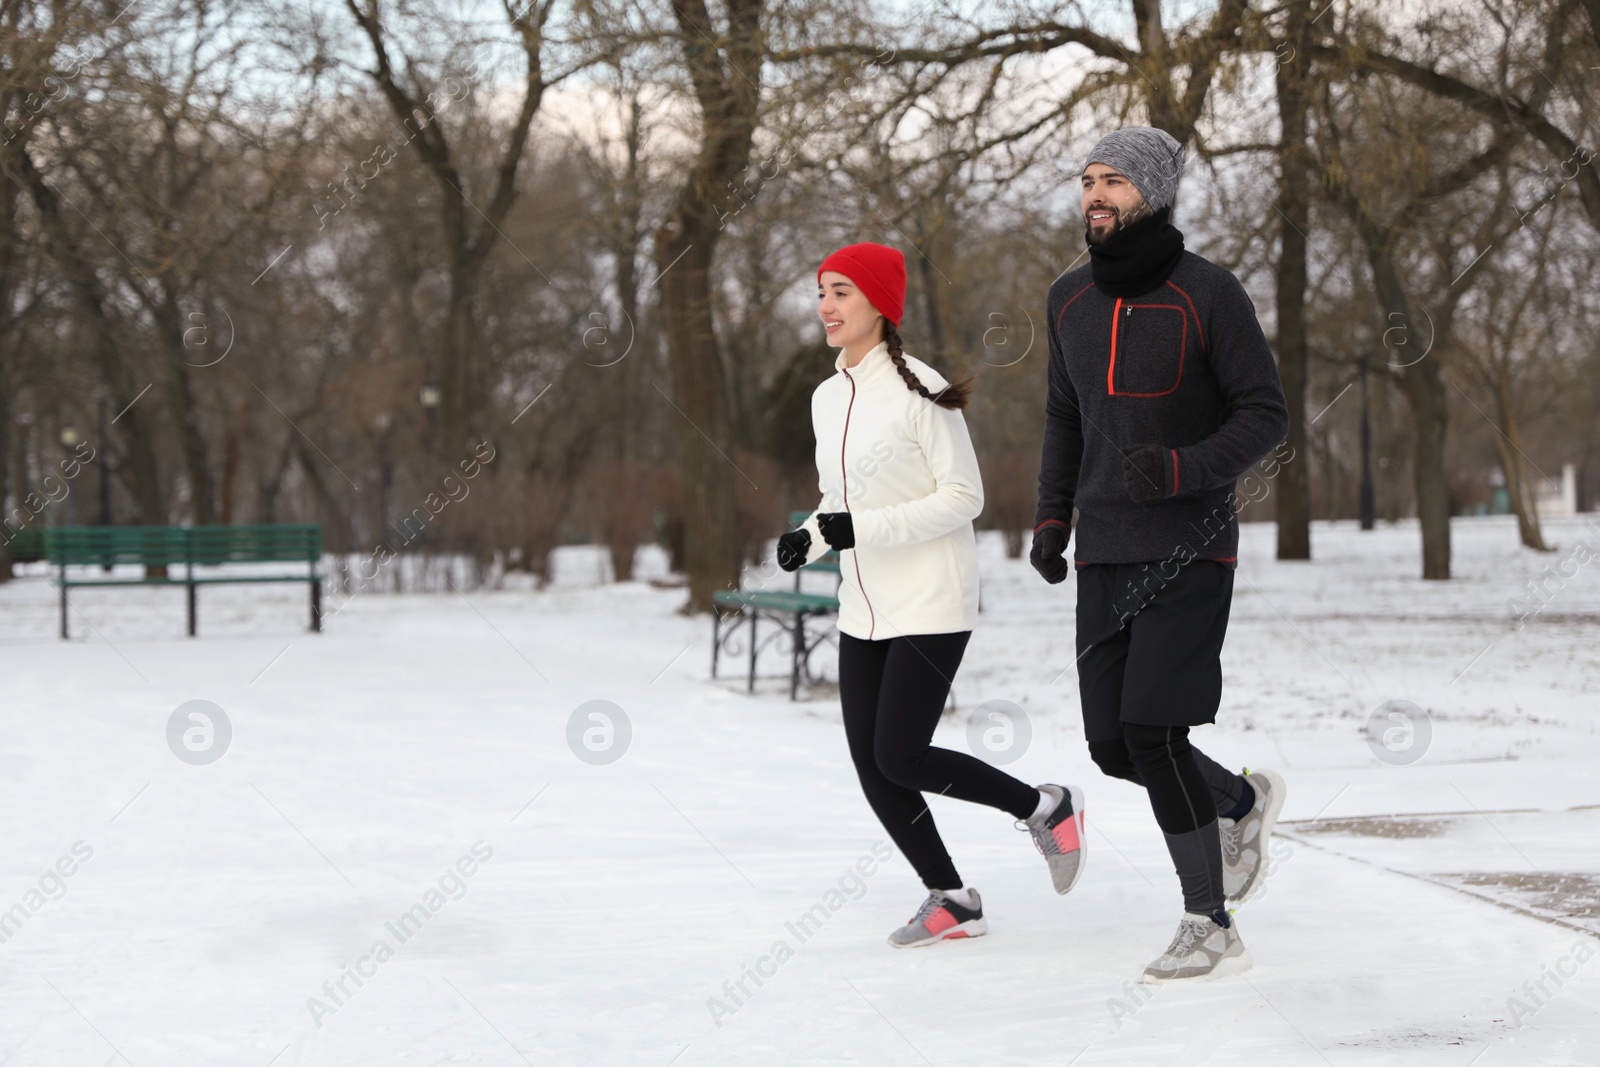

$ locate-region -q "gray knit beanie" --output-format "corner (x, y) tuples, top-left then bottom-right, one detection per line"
(1082, 126), (1186, 213)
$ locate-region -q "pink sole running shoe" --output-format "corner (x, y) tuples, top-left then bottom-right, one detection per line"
(1023, 783), (1087, 894)
(887, 889), (988, 948)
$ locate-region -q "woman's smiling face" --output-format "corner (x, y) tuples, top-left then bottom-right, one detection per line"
(818, 271), (883, 351)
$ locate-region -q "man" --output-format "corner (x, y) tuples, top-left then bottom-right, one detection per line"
(1031, 126), (1291, 983)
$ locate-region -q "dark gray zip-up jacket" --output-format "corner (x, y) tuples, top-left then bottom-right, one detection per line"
(1034, 251), (1289, 567)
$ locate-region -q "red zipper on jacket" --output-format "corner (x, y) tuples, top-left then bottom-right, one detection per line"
(839, 366), (876, 639)
(1106, 296), (1124, 394)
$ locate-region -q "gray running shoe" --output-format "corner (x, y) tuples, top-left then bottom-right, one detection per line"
(1140, 910), (1252, 984)
(1221, 767), (1287, 905)
(887, 889), (987, 948)
(1021, 783), (1087, 894)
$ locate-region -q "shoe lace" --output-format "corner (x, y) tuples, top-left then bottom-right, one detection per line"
(1017, 815), (1060, 857)
(1219, 819), (1241, 865)
(1164, 918), (1210, 958)
(910, 892), (946, 925)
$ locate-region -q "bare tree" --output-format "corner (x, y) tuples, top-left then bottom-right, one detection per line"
(1271, 0), (1317, 560)
(652, 0), (764, 612)
(343, 0), (559, 446)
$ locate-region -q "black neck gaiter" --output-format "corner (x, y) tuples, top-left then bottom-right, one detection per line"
(1086, 205), (1185, 297)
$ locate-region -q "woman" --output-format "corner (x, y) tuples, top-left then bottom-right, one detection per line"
(777, 242), (1087, 948)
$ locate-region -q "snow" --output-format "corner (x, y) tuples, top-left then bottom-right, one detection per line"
(0, 513), (1596, 1065)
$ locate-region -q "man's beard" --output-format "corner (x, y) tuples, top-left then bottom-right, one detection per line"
(1084, 203), (1150, 245)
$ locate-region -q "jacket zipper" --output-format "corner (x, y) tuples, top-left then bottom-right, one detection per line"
(1106, 296), (1124, 394)
(839, 366), (876, 639)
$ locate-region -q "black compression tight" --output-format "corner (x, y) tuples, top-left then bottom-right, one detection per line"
(1088, 725), (1244, 833)
(839, 631), (1040, 891)
(1091, 723), (1230, 913)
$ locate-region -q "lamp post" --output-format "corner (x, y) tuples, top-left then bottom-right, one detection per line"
(59, 427), (79, 526)
(1358, 353), (1375, 530)
(374, 411), (393, 536)
(416, 386), (440, 564)
(419, 383), (441, 442)
(95, 383), (111, 527)
(15, 413), (32, 518)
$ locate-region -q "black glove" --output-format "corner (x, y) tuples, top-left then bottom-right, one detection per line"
(1122, 445), (1170, 502)
(816, 512), (855, 551)
(776, 528), (811, 572)
(1029, 522), (1069, 584)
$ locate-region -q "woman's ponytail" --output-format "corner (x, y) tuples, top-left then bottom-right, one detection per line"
(883, 322), (974, 411)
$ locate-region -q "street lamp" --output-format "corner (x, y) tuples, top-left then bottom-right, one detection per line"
(94, 383), (111, 529)
(374, 411), (393, 537)
(419, 382), (441, 443)
(15, 413), (33, 511)
(59, 427), (79, 526)
(94, 382), (112, 570)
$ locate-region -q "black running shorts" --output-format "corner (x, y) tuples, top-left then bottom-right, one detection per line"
(1074, 560), (1235, 741)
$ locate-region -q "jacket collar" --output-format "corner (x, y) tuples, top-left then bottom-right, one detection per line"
(835, 340), (896, 386)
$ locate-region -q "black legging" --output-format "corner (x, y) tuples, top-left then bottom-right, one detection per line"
(840, 630), (1039, 891)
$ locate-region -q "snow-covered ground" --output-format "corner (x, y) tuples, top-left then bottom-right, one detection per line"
(0, 514), (1596, 1066)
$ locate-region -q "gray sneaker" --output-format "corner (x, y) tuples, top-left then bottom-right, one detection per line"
(1021, 783), (1087, 894)
(887, 889), (987, 948)
(1140, 910), (1252, 984)
(1221, 768), (1286, 905)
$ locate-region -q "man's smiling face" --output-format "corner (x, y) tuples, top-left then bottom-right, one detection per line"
(1081, 163), (1151, 245)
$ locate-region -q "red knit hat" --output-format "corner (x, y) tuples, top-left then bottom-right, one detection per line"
(817, 243), (906, 326)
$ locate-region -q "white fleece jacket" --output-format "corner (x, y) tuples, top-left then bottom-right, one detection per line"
(796, 341), (984, 640)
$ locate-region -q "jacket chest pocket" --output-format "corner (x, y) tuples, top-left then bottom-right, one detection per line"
(1108, 301), (1188, 397)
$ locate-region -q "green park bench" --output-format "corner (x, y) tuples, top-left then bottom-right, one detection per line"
(49, 524), (322, 640)
(711, 511), (842, 700)
(7, 527), (46, 563)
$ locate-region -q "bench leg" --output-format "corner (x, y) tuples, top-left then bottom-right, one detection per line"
(747, 612), (757, 694)
(60, 585), (68, 640)
(311, 578), (322, 632)
(710, 606), (721, 679)
(187, 583), (197, 637)
(790, 612), (803, 701)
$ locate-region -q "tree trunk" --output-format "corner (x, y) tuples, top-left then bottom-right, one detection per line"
(0, 362), (11, 581)
(157, 290), (216, 524)
(657, 226), (741, 612)
(1273, 0), (1313, 559)
(218, 400), (244, 525)
(19, 148), (166, 525)
(918, 248), (951, 358)
(256, 431), (295, 524)
(656, 0), (764, 613)
(1356, 225), (1451, 578)
(1405, 362), (1451, 579)
(293, 434), (352, 551)
(0, 159), (18, 580)
(1491, 369), (1549, 551)
(1131, 0), (1249, 146)
(345, 0), (549, 447)
(442, 268), (478, 448)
